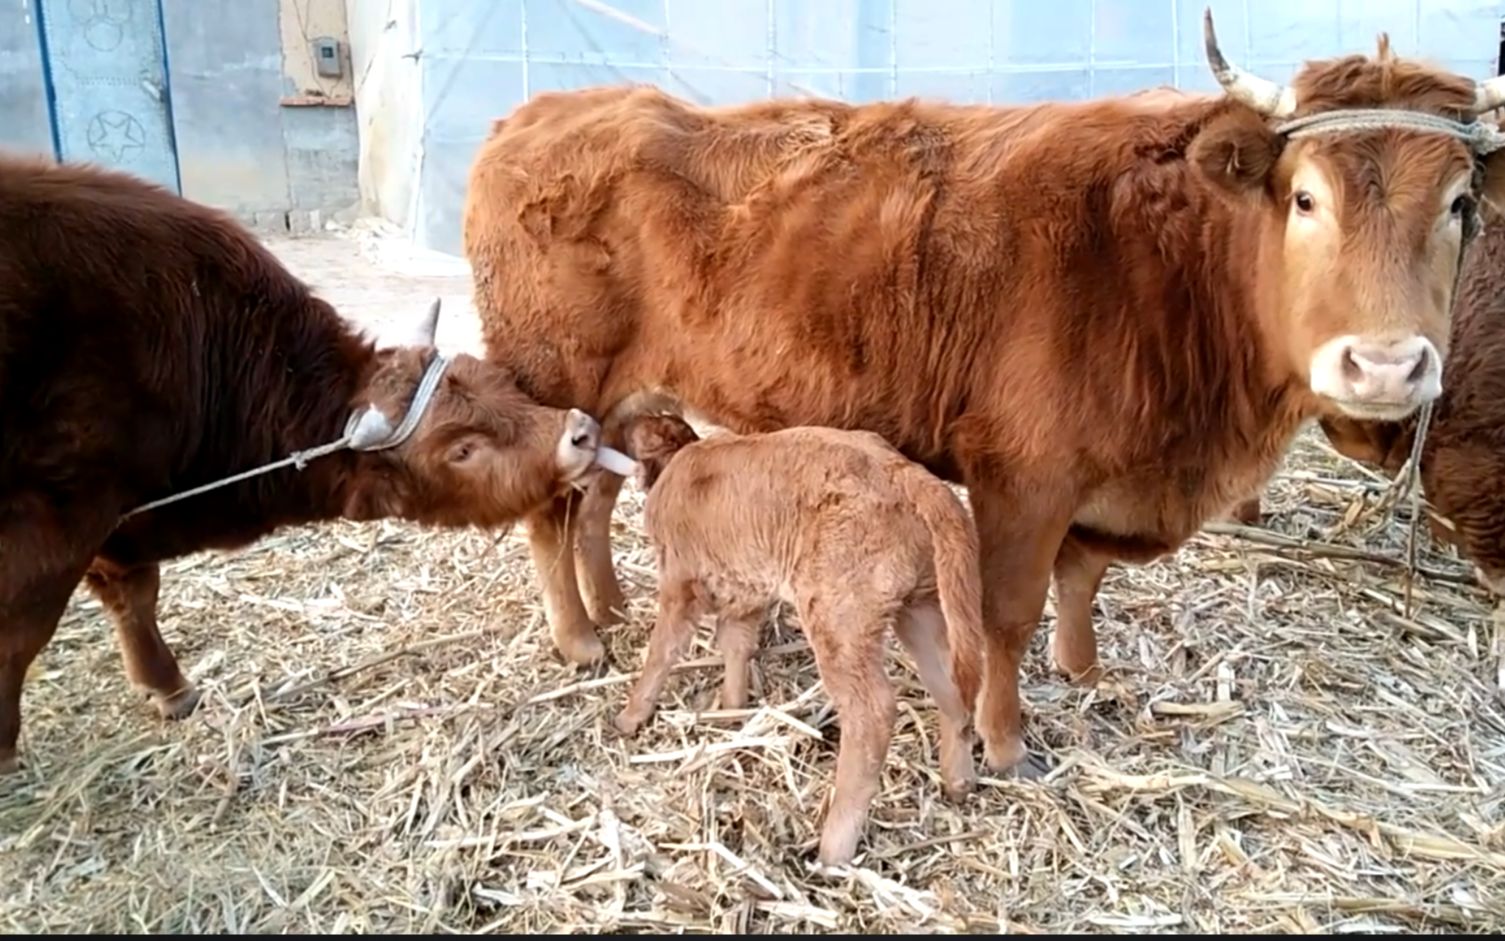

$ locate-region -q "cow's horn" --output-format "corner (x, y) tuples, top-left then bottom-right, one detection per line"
(418, 297), (441, 346)
(1203, 7), (1297, 118)
(1473, 76), (1505, 116)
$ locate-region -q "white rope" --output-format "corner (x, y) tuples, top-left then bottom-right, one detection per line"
(119, 353), (452, 522)
(1274, 108), (1505, 155)
(1399, 400), (1436, 617)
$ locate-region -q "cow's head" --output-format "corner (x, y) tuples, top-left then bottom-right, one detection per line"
(1189, 8), (1505, 422)
(622, 412), (701, 490)
(340, 300), (623, 527)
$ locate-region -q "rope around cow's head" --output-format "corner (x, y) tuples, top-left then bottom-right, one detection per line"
(117, 349), (454, 524)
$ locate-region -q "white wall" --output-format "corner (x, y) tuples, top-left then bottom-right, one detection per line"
(348, 0), (424, 230)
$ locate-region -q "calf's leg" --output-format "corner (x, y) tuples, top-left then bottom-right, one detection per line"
(894, 602), (975, 800)
(798, 592), (896, 867)
(715, 603), (765, 710)
(84, 560), (199, 719)
(614, 576), (701, 736)
(1050, 535), (1113, 685)
(526, 492), (607, 665)
(966, 482), (1073, 775)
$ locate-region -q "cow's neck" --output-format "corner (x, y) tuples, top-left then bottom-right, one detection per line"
(193, 295), (373, 524)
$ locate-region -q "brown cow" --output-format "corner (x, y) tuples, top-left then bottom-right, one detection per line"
(613, 414), (985, 866)
(1241, 198), (1505, 592)
(0, 154), (627, 774)
(461, 10), (1505, 774)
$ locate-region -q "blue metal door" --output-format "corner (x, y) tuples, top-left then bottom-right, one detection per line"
(37, 0), (179, 193)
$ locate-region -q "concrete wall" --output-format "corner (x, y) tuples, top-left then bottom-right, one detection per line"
(1, 2), (53, 159)
(160, 0), (359, 229)
(0, 0), (360, 230)
(350, 0), (1505, 259)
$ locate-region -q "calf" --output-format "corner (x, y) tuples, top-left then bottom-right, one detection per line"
(611, 414), (986, 867)
(0, 154), (627, 774)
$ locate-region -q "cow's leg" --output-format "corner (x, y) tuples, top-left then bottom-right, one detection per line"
(614, 575), (701, 736)
(1, 567), (87, 774)
(574, 470), (628, 626)
(1050, 535), (1113, 685)
(526, 492), (606, 664)
(715, 602), (765, 710)
(798, 592), (896, 867)
(966, 483), (1073, 775)
(894, 601), (975, 801)
(83, 560), (199, 719)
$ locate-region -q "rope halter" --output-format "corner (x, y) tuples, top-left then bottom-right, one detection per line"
(1273, 108), (1505, 156)
(120, 351), (452, 521)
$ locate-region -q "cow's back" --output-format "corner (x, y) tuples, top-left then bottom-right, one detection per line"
(0, 155), (329, 514)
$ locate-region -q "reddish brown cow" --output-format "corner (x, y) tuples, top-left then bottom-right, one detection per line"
(0, 154), (625, 774)
(462, 11), (1505, 774)
(1240, 198), (1505, 592)
(613, 414), (985, 866)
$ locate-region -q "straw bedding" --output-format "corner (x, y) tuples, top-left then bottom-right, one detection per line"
(1, 232), (1501, 934)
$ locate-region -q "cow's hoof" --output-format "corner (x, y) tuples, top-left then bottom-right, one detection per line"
(154, 684), (202, 721)
(0, 751), (20, 776)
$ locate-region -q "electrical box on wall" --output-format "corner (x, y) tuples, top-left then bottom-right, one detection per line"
(311, 37), (343, 78)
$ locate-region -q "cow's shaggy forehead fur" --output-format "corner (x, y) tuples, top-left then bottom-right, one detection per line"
(462, 34), (1505, 774)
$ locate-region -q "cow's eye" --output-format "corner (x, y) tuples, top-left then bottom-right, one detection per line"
(1293, 190), (1316, 214)
(1451, 194), (1472, 217)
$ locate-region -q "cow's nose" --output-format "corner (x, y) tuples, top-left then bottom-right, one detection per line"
(566, 408), (600, 450)
(1309, 334), (1442, 418)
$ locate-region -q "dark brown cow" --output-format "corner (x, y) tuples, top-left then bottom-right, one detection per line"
(461, 11), (1505, 774)
(1241, 198), (1505, 592)
(0, 154), (625, 773)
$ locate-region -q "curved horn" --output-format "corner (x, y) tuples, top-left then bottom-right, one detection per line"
(418, 297), (441, 346)
(1473, 76), (1505, 116)
(1203, 7), (1297, 118)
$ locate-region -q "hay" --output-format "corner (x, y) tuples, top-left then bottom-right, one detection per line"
(2, 234), (1503, 933)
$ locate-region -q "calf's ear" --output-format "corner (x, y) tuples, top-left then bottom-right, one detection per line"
(1188, 109), (1281, 198)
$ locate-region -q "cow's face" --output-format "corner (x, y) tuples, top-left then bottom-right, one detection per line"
(1189, 8), (1505, 423)
(339, 302), (615, 527)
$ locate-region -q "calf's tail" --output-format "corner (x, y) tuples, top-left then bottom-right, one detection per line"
(902, 470), (986, 711)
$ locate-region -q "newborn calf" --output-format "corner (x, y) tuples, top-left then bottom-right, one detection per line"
(613, 415), (986, 866)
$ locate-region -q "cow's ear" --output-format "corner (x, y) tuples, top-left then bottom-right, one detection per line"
(1189, 108), (1281, 196)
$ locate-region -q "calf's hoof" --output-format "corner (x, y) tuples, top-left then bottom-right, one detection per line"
(982, 734), (1049, 779)
(154, 684), (202, 721)
(0, 750), (20, 776)
(554, 624), (607, 666)
(941, 769), (976, 802)
(817, 829), (861, 869)
(612, 709), (647, 738)
(1053, 657), (1104, 687)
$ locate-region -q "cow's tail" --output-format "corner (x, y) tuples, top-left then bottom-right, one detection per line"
(902, 469), (986, 711)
